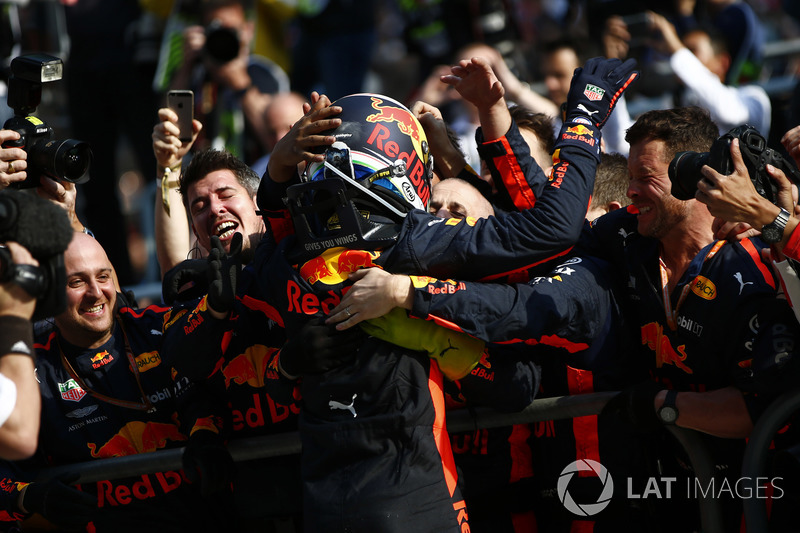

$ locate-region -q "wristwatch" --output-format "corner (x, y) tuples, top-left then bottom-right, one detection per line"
(657, 390), (679, 425)
(761, 207), (791, 244)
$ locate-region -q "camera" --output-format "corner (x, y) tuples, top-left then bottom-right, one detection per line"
(668, 125), (800, 203)
(0, 189), (73, 320)
(204, 21), (240, 63)
(2, 54), (92, 189)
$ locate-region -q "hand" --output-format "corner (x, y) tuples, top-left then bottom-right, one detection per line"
(36, 177), (79, 229)
(601, 381), (665, 432)
(278, 316), (362, 378)
(266, 93), (341, 183)
(649, 11), (684, 55)
(360, 308), (486, 381)
(782, 125), (800, 168)
(327, 268), (413, 330)
(411, 101), (467, 179)
(21, 473), (96, 530)
(441, 56), (505, 113)
(182, 430), (236, 498)
(0, 129), (28, 189)
(152, 107), (203, 170)
(207, 232), (242, 316)
(603, 16), (631, 59)
(697, 138), (794, 227)
(564, 57), (639, 129)
(711, 219), (760, 241)
(162, 258), (210, 305)
(0, 242), (39, 319)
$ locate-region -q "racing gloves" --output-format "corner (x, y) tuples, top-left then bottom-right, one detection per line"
(361, 308), (487, 381)
(278, 316), (363, 378)
(564, 57), (639, 129)
(20, 473), (96, 530)
(207, 232), (242, 315)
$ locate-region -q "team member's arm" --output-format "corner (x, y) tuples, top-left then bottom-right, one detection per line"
(152, 107), (204, 276)
(329, 256), (613, 351)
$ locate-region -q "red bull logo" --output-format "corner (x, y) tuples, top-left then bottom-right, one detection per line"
(366, 97), (421, 143)
(566, 124), (594, 136)
(336, 249), (379, 275)
(300, 254), (338, 285)
(90, 350), (114, 369)
(87, 421), (187, 458)
(221, 345), (277, 388)
(641, 322), (693, 374)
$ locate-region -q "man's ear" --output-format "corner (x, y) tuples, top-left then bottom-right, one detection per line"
(607, 201), (623, 212)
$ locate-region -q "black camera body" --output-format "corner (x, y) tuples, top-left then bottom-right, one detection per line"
(2, 54), (91, 189)
(668, 125), (800, 203)
(204, 21), (240, 64)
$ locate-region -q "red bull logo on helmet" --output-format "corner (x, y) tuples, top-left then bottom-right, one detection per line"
(366, 97), (422, 144)
(299, 248), (381, 286)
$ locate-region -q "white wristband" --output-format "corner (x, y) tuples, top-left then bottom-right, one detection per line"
(0, 372), (18, 428)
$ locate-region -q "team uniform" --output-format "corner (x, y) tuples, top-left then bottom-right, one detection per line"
(0, 297), (232, 532)
(252, 87), (607, 531)
(579, 207), (800, 531)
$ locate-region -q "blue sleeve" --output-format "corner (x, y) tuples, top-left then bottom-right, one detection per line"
(409, 255), (613, 352)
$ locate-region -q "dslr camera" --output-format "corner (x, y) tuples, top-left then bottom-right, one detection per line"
(2, 54), (92, 189)
(204, 21), (240, 63)
(668, 125), (800, 203)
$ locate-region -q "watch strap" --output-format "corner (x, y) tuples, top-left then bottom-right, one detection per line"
(762, 207), (791, 243)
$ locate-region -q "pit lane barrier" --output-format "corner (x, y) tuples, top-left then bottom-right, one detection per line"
(38, 391), (724, 533)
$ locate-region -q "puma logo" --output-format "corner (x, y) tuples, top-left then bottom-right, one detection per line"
(577, 104), (599, 117)
(329, 393), (357, 418)
(618, 228), (632, 240)
(734, 272), (753, 295)
(439, 339), (459, 359)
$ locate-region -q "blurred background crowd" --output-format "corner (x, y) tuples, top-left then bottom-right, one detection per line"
(1, 0), (799, 296)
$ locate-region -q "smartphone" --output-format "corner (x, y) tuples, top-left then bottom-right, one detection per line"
(167, 90), (194, 143)
(620, 13), (651, 46)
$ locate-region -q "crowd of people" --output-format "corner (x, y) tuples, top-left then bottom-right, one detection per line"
(0, 0), (800, 532)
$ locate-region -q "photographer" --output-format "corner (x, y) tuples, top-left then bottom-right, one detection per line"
(0, 241), (40, 460)
(169, 0), (277, 165)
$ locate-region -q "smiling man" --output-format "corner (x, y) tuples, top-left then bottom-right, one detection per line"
(180, 149), (266, 264)
(579, 106), (800, 531)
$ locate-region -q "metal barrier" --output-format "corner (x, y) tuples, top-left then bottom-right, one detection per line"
(38, 392), (723, 532)
(741, 388), (800, 533)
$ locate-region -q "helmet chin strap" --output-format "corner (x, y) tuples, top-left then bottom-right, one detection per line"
(323, 160), (408, 220)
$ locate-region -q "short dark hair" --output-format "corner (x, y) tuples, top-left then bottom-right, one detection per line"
(625, 106), (719, 161)
(180, 148), (260, 203)
(509, 105), (555, 155)
(593, 152), (631, 208)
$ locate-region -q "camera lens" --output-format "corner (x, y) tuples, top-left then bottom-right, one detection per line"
(204, 24), (240, 63)
(35, 139), (92, 183)
(668, 151), (709, 201)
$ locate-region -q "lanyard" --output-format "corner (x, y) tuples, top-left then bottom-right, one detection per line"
(58, 320), (156, 413)
(659, 240), (724, 331)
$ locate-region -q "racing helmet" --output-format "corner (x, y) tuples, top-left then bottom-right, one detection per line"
(284, 93), (433, 258)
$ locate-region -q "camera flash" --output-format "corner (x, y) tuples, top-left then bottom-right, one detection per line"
(40, 61), (63, 82)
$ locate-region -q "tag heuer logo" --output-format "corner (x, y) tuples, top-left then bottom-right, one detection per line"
(58, 379), (87, 402)
(584, 84), (605, 101)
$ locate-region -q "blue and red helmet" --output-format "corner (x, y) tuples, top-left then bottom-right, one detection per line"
(285, 93), (433, 255)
